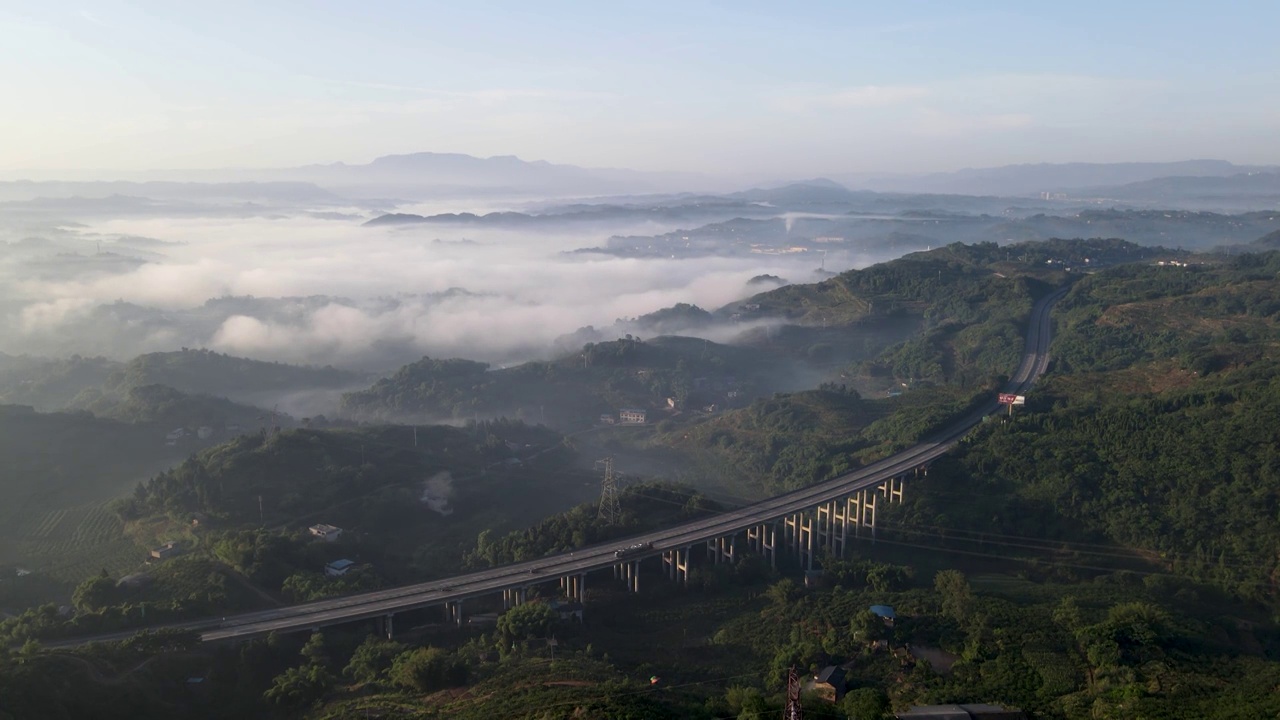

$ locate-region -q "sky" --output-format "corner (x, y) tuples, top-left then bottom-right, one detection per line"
(2, 0), (1279, 177)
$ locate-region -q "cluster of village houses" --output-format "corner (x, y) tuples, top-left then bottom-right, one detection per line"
(596, 371), (746, 426)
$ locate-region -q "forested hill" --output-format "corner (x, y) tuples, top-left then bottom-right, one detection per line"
(101, 349), (362, 397)
(120, 420), (563, 528)
(898, 250), (1280, 606)
(338, 335), (793, 428)
(0, 354), (119, 410)
(69, 383), (277, 429)
(0, 405), (184, 508)
(728, 236), (1154, 325)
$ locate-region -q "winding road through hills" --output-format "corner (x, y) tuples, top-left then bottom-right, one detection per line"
(51, 285), (1068, 647)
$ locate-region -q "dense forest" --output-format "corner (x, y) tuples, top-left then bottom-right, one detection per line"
(338, 335), (791, 428)
(896, 251), (1280, 607)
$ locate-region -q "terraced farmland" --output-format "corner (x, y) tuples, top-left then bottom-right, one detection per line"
(0, 501), (146, 584)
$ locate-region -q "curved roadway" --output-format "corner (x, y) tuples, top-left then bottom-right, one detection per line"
(60, 286), (1068, 645)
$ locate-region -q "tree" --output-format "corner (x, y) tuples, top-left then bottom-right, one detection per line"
(300, 631), (329, 668)
(71, 575), (118, 613)
(389, 646), (467, 693)
(934, 569), (973, 622)
(841, 687), (890, 719)
(344, 635), (405, 685)
(264, 664), (335, 709)
(850, 609), (888, 645)
(496, 602), (557, 646)
(724, 685), (771, 719)
(765, 578), (801, 606)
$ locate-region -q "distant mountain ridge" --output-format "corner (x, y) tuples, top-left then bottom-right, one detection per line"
(839, 160), (1278, 197)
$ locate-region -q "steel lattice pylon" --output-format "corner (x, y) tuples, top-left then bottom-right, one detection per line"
(596, 457), (621, 525)
(784, 665), (803, 720)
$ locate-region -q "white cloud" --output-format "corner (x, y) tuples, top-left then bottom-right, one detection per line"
(0, 212), (856, 368)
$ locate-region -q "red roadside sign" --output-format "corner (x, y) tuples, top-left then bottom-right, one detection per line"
(998, 393), (1018, 405)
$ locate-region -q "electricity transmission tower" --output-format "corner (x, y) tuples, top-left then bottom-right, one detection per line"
(784, 666), (803, 720)
(596, 457), (621, 525)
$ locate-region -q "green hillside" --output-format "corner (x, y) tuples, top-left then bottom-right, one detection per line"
(0, 405), (186, 584)
(0, 354), (119, 410)
(339, 335), (796, 429)
(102, 349), (361, 398)
(897, 250), (1280, 605)
(72, 383), (277, 430)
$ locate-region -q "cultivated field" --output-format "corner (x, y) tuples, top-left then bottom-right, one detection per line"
(0, 499), (146, 584)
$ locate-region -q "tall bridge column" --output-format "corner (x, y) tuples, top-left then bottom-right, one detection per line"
(889, 475), (905, 503)
(621, 560), (640, 593)
(817, 502), (832, 554)
(850, 492), (863, 540)
(384, 613), (394, 639)
(861, 488), (878, 541)
(760, 523), (776, 568)
(712, 535), (737, 565)
(799, 512), (815, 571)
(445, 601), (464, 627)
(663, 547), (691, 586)
(784, 513), (799, 552)
(560, 575), (586, 601)
(878, 476), (905, 505)
(833, 498), (850, 558)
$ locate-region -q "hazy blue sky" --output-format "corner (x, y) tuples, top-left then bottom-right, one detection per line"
(3, 0), (1278, 176)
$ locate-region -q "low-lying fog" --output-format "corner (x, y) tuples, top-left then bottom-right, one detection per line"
(1, 206), (893, 371)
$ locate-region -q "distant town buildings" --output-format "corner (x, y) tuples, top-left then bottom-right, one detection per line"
(309, 524), (343, 542)
(618, 408), (647, 424)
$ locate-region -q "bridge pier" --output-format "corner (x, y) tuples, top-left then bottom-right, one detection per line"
(621, 560), (640, 593)
(560, 574), (583, 601)
(662, 548), (691, 586)
(384, 613), (394, 639)
(861, 488), (878, 541)
(446, 600), (464, 627)
(832, 498), (850, 558)
(503, 587), (528, 610)
(799, 512), (815, 571)
(760, 523), (776, 568)
(711, 534), (737, 565)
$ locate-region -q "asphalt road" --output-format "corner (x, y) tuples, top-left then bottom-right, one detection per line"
(53, 286), (1068, 646)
